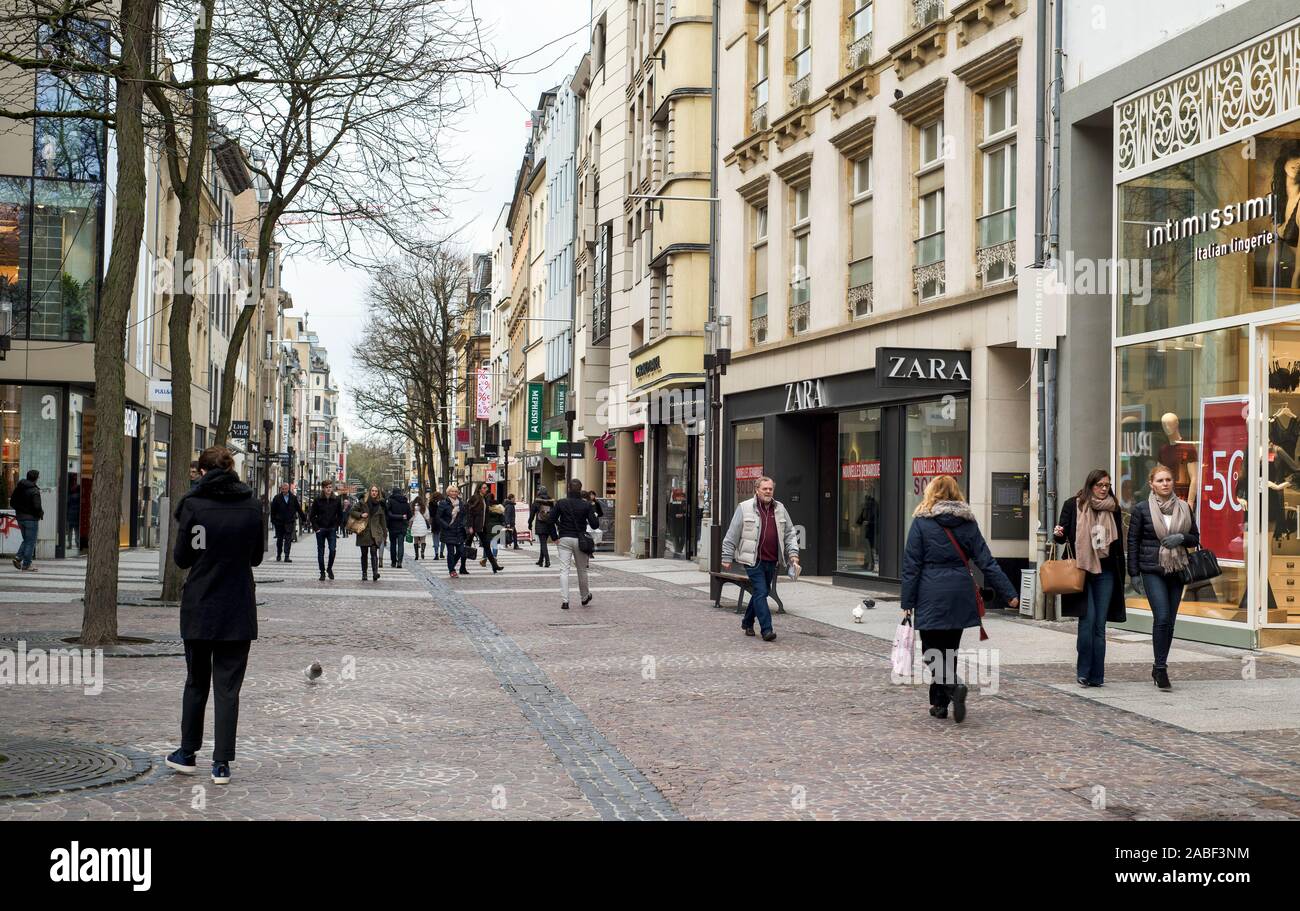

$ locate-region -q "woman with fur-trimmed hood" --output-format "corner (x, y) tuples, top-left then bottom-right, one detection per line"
(901, 475), (1018, 723)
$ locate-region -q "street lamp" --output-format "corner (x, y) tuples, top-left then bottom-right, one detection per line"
(502, 437), (512, 501)
(262, 396), (274, 553)
(705, 316), (732, 603)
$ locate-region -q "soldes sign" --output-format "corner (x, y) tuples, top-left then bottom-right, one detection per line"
(876, 348), (971, 388)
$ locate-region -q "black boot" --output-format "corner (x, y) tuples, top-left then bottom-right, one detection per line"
(1153, 666), (1171, 689)
(949, 683), (968, 723)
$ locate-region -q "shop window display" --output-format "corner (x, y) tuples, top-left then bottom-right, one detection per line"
(903, 398), (969, 543)
(733, 421), (764, 508)
(838, 408), (882, 575)
(1117, 327), (1250, 622)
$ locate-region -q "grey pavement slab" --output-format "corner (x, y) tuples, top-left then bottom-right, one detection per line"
(1047, 678), (1300, 732)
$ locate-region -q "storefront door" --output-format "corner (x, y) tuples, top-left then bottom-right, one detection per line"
(1259, 323), (1300, 628)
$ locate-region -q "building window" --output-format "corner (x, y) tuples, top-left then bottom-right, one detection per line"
(978, 85), (1017, 285)
(593, 221), (612, 343)
(911, 0), (944, 30)
(848, 1), (873, 71)
(26, 178), (101, 341)
(919, 119), (944, 167)
(849, 155), (873, 318)
(790, 1), (812, 107)
(750, 204), (769, 345)
(34, 19), (108, 182)
(790, 185), (811, 334)
(751, 3), (770, 132)
(916, 189), (945, 300)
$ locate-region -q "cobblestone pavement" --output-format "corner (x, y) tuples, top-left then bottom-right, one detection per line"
(3, 540), (1300, 820)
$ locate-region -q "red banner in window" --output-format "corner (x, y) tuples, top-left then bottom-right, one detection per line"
(735, 464), (764, 480)
(841, 460), (881, 480)
(912, 456), (964, 477)
(1197, 396), (1247, 565)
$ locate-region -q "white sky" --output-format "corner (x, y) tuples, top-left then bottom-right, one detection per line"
(282, 1), (591, 442)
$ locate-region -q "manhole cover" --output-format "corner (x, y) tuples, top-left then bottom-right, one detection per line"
(0, 737), (152, 800)
(0, 632), (185, 658)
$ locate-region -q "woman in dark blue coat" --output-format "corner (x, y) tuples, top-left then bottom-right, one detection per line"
(901, 476), (1018, 722)
(436, 484), (468, 578)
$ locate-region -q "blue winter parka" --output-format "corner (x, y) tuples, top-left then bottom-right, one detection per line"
(901, 500), (1017, 630)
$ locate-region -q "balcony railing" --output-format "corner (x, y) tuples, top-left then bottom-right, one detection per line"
(789, 48), (811, 107)
(912, 0), (944, 30)
(849, 5), (873, 70)
(750, 292), (768, 344)
(788, 280), (810, 332)
(751, 79), (769, 132)
(849, 257), (873, 318)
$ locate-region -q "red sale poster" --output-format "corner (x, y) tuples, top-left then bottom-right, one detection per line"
(1197, 395), (1248, 565)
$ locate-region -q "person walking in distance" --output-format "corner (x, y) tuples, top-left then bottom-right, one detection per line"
(436, 484), (468, 578)
(385, 485), (413, 568)
(309, 479), (344, 581)
(11, 469), (43, 572)
(467, 482), (503, 574)
(348, 485), (388, 581)
(1128, 464), (1201, 690)
(165, 446), (263, 785)
(427, 490), (444, 559)
(721, 476), (801, 642)
(902, 475), (1018, 723)
(529, 487), (555, 567)
(503, 494), (520, 549)
(551, 478), (600, 610)
(270, 482), (305, 562)
(1054, 469), (1127, 687)
(409, 499), (431, 560)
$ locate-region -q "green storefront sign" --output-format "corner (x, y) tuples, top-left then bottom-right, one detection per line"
(527, 383), (543, 441)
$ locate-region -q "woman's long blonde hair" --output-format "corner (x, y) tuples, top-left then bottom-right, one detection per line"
(913, 475), (965, 516)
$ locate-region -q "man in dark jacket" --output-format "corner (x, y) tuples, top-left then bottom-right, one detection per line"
(166, 445), (263, 786)
(309, 480), (345, 581)
(385, 486), (413, 568)
(504, 495), (519, 549)
(269, 482), (305, 562)
(550, 479), (601, 610)
(11, 469), (43, 572)
(529, 488), (555, 567)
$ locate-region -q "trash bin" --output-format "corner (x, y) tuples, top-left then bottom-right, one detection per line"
(629, 515), (649, 558)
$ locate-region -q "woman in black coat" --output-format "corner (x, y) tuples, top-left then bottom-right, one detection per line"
(1054, 469), (1126, 688)
(529, 488), (555, 567)
(166, 445), (263, 786)
(436, 485), (469, 578)
(1128, 463), (1200, 690)
(901, 476), (1018, 723)
(469, 482), (503, 573)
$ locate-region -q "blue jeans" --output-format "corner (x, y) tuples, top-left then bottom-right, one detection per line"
(742, 560), (778, 635)
(1077, 568), (1115, 684)
(1142, 572), (1185, 670)
(431, 531), (442, 559)
(16, 518), (38, 568)
(445, 542), (463, 574)
(315, 529), (337, 573)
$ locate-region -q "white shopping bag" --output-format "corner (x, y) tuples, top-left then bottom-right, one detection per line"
(891, 614), (916, 678)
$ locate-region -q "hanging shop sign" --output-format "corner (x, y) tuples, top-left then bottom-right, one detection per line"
(1197, 395), (1248, 566)
(148, 381), (172, 403)
(876, 348), (971, 388)
(455, 428), (471, 452)
(527, 383), (543, 440)
(230, 420), (250, 439)
(476, 368), (492, 421)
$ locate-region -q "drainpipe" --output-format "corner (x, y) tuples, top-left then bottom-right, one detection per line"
(707, 0), (721, 572)
(1045, 0), (1064, 614)
(1034, 0), (1049, 546)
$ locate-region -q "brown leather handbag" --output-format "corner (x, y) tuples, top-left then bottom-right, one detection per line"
(1040, 542), (1086, 595)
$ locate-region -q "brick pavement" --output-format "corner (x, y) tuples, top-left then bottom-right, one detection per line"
(1, 538), (1299, 819)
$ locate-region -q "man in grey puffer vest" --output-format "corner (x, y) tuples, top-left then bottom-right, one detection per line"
(721, 476), (800, 641)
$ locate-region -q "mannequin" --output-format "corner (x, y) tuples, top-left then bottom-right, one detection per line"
(1158, 412), (1198, 508)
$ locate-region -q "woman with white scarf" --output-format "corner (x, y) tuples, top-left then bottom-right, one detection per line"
(1127, 464), (1201, 690)
(1054, 469), (1127, 688)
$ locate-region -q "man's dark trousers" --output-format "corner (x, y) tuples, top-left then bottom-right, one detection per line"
(180, 640), (252, 762)
(742, 560), (778, 636)
(275, 524), (293, 560)
(316, 528), (337, 574)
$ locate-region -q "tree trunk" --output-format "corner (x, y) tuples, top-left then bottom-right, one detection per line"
(214, 304), (257, 446)
(80, 0), (156, 646)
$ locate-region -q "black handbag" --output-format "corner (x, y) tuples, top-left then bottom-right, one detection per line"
(578, 532), (595, 555)
(463, 544), (478, 560)
(1178, 547), (1222, 585)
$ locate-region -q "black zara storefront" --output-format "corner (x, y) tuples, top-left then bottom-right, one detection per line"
(723, 349), (972, 589)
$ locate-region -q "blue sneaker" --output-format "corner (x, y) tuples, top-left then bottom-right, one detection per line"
(165, 749), (196, 773)
(211, 761), (231, 785)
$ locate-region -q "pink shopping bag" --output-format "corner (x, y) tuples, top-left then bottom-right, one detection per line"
(891, 614), (915, 678)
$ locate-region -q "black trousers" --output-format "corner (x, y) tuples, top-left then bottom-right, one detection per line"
(274, 526), (293, 559)
(477, 529), (501, 570)
(181, 639), (252, 762)
(538, 534), (550, 563)
(919, 628), (964, 707)
(362, 544), (380, 576)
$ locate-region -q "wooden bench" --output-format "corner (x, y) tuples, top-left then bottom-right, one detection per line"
(710, 570), (786, 614)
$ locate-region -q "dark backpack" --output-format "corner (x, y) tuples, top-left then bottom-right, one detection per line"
(536, 502), (552, 525)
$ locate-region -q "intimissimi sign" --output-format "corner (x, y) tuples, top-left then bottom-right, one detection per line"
(1145, 195), (1274, 247)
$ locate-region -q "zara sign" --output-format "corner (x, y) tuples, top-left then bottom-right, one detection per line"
(876, 348), (972, 388)
(783, 379), (826, 412)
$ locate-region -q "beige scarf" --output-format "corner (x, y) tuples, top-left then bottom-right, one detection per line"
(1074, 493), (1119, 575)
(1148, 492), (1191, 574)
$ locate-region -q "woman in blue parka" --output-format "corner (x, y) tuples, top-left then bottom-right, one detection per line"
(901, 475), (1019, 722)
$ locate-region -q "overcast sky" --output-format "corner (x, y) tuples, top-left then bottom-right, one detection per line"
(282, 1), (591, 442)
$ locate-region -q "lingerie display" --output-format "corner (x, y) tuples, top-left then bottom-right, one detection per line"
(1269, 360), (1300, 393)
(1269, 411), (1300, 540)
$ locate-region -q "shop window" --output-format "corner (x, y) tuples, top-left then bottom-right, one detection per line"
(1117, 326), (1249, 623)
(903, 397), (969, 543)
(1117, 118), (1300, 337)
(28, 179), (100, 341)
(733, 420), (764, 508)
(0, 178), (30, 336)
(838, 408), (882, 575)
